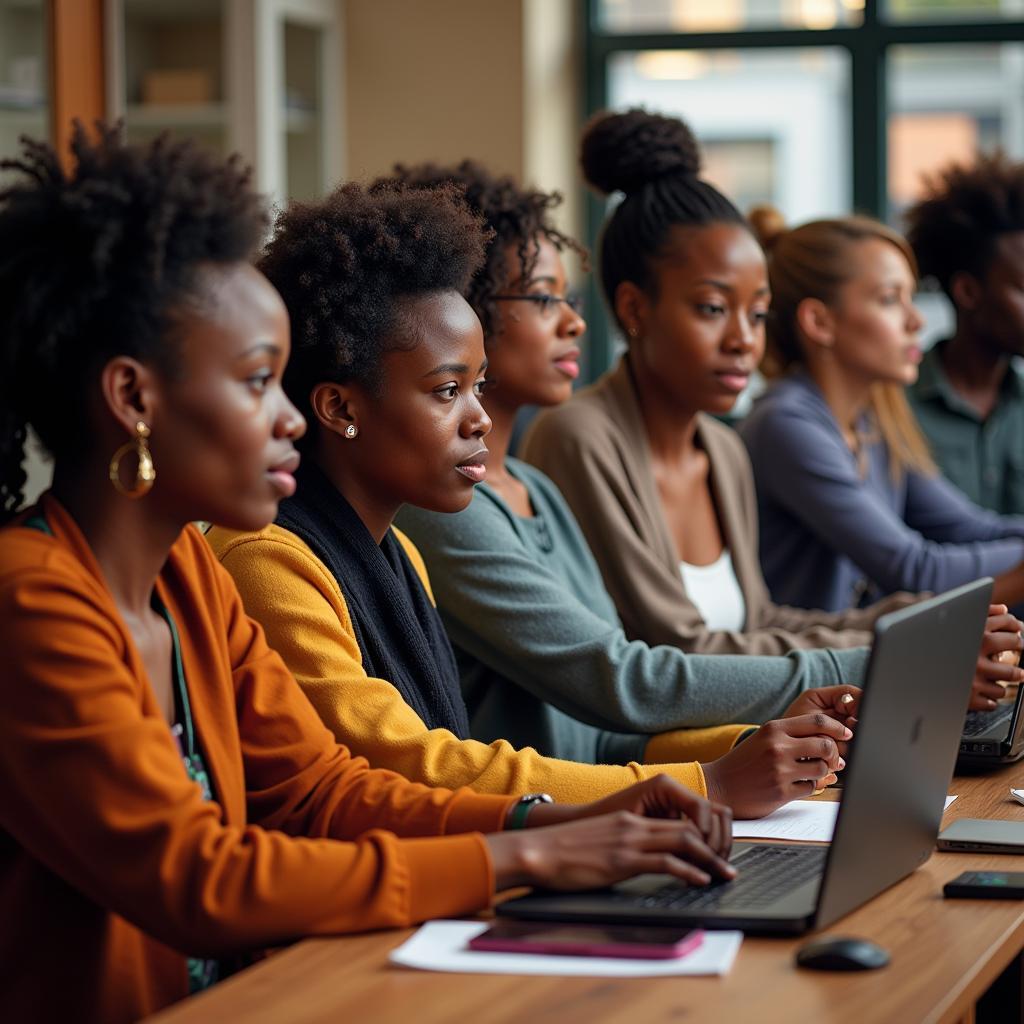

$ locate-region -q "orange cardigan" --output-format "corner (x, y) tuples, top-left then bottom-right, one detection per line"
(0, 496), (514, 1023)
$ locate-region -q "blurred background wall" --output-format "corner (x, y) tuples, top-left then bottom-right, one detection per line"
(3, 0), (1024, 501)
(344, 0), (582, 237)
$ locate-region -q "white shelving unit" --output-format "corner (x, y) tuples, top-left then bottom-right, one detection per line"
(105, 0), (343, 205)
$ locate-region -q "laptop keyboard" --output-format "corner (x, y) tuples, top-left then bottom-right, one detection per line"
(963, 706), (1014, 739)
(620, 845), (828, 912)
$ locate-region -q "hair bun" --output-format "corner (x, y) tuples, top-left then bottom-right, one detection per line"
(580, 108), (702, 197)
(748, 204), (787, 252)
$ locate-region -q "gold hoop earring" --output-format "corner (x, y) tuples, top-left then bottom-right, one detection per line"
(109, 421), (156, 498)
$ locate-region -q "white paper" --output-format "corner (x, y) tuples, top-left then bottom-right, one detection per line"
(732, 800), (839, 841)
(732, 795), (957, 843)
(389, 920), (742, 977)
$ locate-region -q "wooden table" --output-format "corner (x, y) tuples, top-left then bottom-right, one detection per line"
(149, 763), (1024, 1024)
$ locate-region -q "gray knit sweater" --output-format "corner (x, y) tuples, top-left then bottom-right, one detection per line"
(395, 458), (869, 765)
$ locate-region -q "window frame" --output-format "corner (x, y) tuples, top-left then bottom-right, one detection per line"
(581, 0), (1024, 377)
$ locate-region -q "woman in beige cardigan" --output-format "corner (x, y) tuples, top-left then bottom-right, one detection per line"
(523, 108), (923, 659)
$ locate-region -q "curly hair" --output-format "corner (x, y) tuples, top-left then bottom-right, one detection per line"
(905, 151), (1024, 298)
(580, 108), (745, 328)
(379, 160), (586, 339)
(259, 180), (489, 450)
(0, 122), (268, 521)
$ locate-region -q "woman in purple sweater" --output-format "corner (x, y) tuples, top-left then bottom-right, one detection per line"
(740, 210), (1024, 613)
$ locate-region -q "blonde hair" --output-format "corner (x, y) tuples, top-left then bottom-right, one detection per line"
(748, 206), (935, 479)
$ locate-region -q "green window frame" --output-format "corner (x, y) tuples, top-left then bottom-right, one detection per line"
(581, 0), (1024, 378)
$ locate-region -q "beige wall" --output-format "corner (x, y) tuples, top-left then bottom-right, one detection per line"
(343, 0), (581, 241)
(345, 0), (525, 182)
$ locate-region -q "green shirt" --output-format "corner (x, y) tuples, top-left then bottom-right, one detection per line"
(909, 340), (1024, 516)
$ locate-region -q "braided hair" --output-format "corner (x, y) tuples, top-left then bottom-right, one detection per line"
(0, 123), (267, 521)
(580, 108), (746, 327)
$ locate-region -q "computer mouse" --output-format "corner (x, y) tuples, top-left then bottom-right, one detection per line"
(795, 936), (890, 971)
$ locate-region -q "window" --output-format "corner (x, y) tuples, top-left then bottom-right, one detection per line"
(584, 0), (1024, 369)
(607, 47), (851, 220)
(888, 41), (1024, 221)
(597, 1), (864, 32)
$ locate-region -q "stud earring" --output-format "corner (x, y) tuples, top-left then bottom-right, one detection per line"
(344, 424), (359, 439)
(109, 420), (156, 498)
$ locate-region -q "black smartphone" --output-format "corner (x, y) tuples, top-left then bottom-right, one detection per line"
(467, 919), (703, 959)
(943, 871), (1024, 899)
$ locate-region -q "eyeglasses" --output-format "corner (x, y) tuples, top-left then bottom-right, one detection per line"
(491, 293), (584, 320)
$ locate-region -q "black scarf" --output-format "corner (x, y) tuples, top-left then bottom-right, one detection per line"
(275, 463), (470, 738)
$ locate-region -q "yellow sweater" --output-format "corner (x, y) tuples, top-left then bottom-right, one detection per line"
(206, 523), (750, 802)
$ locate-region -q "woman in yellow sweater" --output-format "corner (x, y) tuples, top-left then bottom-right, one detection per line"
(0, 128), (738, 1023)
(208, 178), (858, 819)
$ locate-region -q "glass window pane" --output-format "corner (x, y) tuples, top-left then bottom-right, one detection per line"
(597, 0), (863, 33)
(122, 0), (226, 156)
(608, 48), (851, 221)
(283, 21), (325, 202)
(0, 0), (48, 188)
(888, 43), (1024, 223)
(884, 0), (1024, 22)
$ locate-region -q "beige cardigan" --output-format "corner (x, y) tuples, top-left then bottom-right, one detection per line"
(522, 357), (916, 656)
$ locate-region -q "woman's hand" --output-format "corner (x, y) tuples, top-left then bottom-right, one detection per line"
(486, 775), (735, 893)
(529, 773), (732, 857)
(701, 714), (851, 820)
(784, 685), (861, 738)
(972, 604), (1024, 711)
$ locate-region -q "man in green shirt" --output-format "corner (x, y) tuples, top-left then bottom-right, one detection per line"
(906, 153), (1024, 516)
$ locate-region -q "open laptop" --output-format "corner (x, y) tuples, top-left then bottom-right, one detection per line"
(498, 578), (992, 936)
(957, 679), (1024, 768)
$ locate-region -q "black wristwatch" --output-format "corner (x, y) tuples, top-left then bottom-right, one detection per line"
(506, 792), (554, 830)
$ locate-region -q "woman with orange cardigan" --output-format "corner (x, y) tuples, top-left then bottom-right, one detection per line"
(0, 127), (736, 1024)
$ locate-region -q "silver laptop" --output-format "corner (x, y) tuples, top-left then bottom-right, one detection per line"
(498, 579), (992, 936)
(957, 679), (1024, 768)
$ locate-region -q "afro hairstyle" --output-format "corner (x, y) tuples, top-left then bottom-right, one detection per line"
(906, 151), (1024, 298)
(258, 180), (490, 450)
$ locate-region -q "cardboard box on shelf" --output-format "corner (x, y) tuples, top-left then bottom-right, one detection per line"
(141, 70), (213, 106)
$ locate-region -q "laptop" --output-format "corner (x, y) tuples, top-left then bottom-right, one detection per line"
(957, 679), (1024, 768)
(498, 578), (992, 936)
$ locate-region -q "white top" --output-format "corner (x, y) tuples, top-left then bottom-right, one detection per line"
(680, 549), (746, 633)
